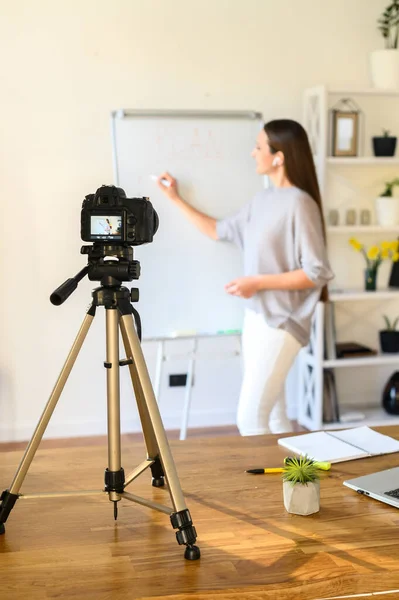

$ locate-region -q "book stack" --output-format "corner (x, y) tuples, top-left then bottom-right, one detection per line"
(322, 302), (377, 424)
(335, 342), (377, 359)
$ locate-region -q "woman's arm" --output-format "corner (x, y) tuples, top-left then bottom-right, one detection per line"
(157, 172), (217, 240)
(226, 195), (334, 299)
(294, 196), (334, 287)
(256, 270), (316, 291)
(225, 270), (315, 298)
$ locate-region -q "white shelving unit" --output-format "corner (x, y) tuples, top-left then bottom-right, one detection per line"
(322, 407), (399, 430)
(328, 87), (399, 96)
(303, 85), (399, 197)
(323, 355), (399, 368)
(328, 157), (399, 165)
(300, 85), (399, 431)
(329, 289), (399, 301)
(327, 226), (399, 233)
(298, 296), (399, 431)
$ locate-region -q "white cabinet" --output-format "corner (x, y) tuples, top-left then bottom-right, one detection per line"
(299, 86), (399, 431)
(298, 294), (399, 431)
(303, 85), (399, 196)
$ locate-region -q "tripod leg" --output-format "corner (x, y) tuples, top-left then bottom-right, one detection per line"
(104, 308), (124, 518)
(0, 306), (96, 532)
(120, 325), (164, 487)
(119, 311), (200, 560)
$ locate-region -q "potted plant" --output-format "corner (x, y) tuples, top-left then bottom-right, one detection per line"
(380, 177), (399, 196)
(349, 238), (399, 290)
(375, 178), (399, 226)
(370, 1), (399, 89)
(380, 315), (399, 352)
(373, 129), (397, 156)
(282, 456), (320, 516)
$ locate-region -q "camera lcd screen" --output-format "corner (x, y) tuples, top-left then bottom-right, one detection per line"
(90, 216), (122, 240)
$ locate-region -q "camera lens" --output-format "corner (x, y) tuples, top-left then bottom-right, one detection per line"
(153, 211), (159, 235)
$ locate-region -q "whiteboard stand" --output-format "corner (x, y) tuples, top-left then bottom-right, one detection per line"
(145, 332), (242, 440)
(110, 108), (260, 435)
(180, 337), (198, 441)
(153, 340), (165, 402)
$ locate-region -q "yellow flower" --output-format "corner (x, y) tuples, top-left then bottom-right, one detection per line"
(349, 238), (363, 252)
(381, 248), (390, 259)
(381, 241), (398, 252)
(367, 246), (380, 260)
(393, 252), (399, 262)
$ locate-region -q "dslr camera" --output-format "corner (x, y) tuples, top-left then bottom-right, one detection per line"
(81, 185), (159, 246)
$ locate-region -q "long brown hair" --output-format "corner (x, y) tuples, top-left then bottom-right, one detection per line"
(264, 119), (328, 302)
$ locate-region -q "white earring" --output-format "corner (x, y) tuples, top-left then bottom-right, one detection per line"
(272, 157), (280, 167)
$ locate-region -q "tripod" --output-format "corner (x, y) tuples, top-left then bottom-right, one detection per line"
(0, 247), (200, 561)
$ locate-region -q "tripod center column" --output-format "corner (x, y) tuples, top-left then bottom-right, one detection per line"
(106, 308), (122, 478)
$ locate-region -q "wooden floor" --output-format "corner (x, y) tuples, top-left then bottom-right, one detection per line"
(2, 427), (399, 600)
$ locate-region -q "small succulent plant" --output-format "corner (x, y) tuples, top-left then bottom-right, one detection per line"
(382, 315), (399, 330)
(282, 456), (320, 486)
(380, 177), (399, 197)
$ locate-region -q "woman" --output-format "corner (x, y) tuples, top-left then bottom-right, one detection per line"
(157, 119), (334, 436)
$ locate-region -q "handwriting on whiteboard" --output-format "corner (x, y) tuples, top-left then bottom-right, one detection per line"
(154, 127), (223, 160)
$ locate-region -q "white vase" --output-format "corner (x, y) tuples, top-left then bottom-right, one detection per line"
(283, 481), (320, 515)
(370, 49), (399, 90)
(375, 196), (399, 226)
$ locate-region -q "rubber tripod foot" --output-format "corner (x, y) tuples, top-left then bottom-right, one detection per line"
(0, 523), (5, 535)
(184, 545), (200, 560)
(152, 477), (165, 488)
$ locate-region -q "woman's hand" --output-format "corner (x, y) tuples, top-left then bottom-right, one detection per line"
(155, 172), (218, 239)
(225, 276), (260, 299)
(157, 172), (179, 201)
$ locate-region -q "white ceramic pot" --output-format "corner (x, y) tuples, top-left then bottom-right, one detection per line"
(283, 480), (320, 516)
(370, 49), (399, 89)
(375, 196), (399, 226)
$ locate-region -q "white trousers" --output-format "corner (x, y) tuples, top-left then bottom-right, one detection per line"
(236, 309), (302, 436)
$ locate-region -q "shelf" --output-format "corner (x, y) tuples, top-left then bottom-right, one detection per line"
(301, 85), (399, 431)
(323, 354), (399, 368)
(322, 406), (399, 430)
(327, 157), (399, 165)
(329, 289), (399, 302)
(327, 226), (399, 234)
(328, 87), (399, 96)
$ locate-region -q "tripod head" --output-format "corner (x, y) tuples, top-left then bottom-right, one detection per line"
(50, 243), (141, 306)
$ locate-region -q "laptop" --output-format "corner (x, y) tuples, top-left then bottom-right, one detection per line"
(344, 467), (399, 508)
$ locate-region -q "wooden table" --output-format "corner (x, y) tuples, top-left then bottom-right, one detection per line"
(1, 427), (399, 600)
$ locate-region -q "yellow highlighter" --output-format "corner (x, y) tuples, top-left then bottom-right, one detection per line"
(284, 457), (331, 471)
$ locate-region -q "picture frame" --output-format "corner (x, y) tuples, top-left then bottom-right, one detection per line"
(331, 110), (359, 157)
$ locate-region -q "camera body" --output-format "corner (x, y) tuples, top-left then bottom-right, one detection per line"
(81, 185), (158, 245)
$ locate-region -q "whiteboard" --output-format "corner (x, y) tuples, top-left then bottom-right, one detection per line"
(111, 110), (264, 337)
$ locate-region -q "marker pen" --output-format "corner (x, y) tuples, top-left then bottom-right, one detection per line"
(150, 175), (171, 187)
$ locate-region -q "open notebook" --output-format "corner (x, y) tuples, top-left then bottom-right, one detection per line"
(278, 426), (399, 463)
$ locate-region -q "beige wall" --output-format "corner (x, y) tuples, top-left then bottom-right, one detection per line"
(0, 0), (388, 440)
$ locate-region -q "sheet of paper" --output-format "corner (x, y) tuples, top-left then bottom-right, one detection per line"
(330, 426), (399, 455)
(278, 431), (369, 463)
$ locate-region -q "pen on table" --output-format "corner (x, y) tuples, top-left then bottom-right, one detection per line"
(246, 468), (285, 474)
(246, 460), (331, 474)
